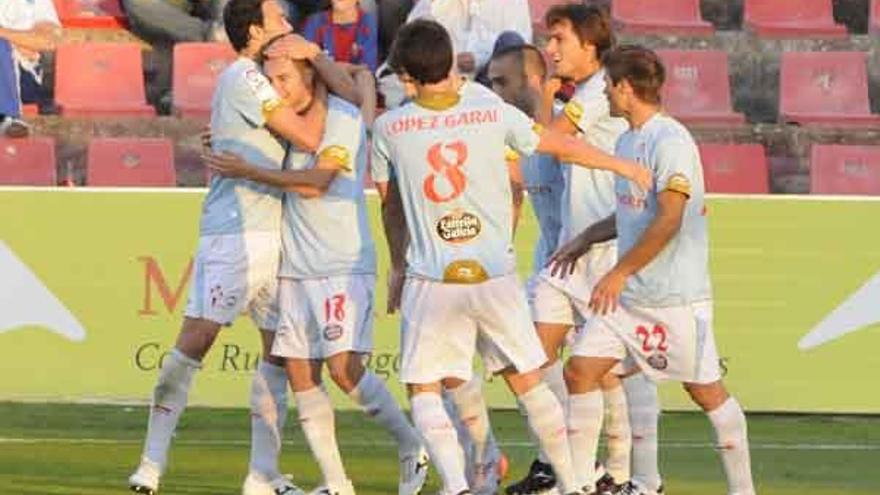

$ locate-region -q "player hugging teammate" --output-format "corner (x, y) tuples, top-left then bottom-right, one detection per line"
(128, 1), (755, 494)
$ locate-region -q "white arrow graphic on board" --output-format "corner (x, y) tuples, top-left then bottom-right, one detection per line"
(0, 241), (86, 341)
(799, 272), (880, 350)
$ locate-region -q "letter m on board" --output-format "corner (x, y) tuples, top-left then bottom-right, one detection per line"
(138, 256), (194, 315)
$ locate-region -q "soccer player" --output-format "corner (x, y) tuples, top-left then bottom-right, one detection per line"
(564, 45), (755, 495)
(204, 45), (429, 495)
(521, 5), (656, 493)
(371, 19), (650, 495)
(127, 1), (363, 494)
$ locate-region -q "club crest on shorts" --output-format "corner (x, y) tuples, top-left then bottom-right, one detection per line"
(436, 209), (481, 244)
(323, 324), (344, 341)
(647, 352), (668, 371)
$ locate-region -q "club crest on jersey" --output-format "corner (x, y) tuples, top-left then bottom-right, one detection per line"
(436, 209), (481, 244)
(646, 352), (668, 371)
(323, 324), (344, 341)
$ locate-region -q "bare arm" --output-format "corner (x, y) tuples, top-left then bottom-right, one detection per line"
(589, 191), (686, 314)
(310, 51), (362, 106)
(377, 180), (409, 313)
(547, 214), (616, 278)
(507, 156), (524, 235)
(536, 129), (652, 191)
(265, 82), (328, 153)
(202, 152), (338, 194)
(0, 22), (61, 52)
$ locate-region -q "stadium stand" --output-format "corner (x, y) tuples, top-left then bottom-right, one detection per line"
(810, 144), (880, 195)
(780, 51), (880, 127)
(55, 43), (155, 117)
(698, 143), (769, 194)
(656, 50), (744, 126)
(528, 0), (554, 35)
(743, 0), (847, 39)
(86, 138), (176, 186)
(611, 0), (714, 36)
(54, 0), (127, 29)
(21, 104), (39, 117)
(0, 137), (57, 186)
(173, 42), (237, 118)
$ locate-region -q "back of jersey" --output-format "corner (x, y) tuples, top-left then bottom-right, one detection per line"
(371, 90), (540, 282)
(202, 58), (286, 236)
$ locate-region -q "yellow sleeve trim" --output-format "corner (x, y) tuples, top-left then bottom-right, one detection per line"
(319, 145), (353, 172)
(531, 123), (545, 135)
(261, 99), (283, 121)
(563, 100), (583, 126)
(664, 173), (692, 197)
(504, 146), (520, 162)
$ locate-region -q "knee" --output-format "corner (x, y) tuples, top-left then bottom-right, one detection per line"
(684, 381), (729, 411)
(328, 360), (362, 393)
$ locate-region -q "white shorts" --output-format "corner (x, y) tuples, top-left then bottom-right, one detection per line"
(571, 300), (722, 384)
(184, 232), (280, 330)
(530, 241), (617, 326)
(399, 274), (548, 384)
(272, 275), (376, 359)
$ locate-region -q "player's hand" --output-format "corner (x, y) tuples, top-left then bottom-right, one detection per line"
(589, 268), (627, 315)
(543, 76), (563, 99)
(201, 151), (252, 179)
(200, 125), (212, 152)
(547, 234), (592, 278)
(265, 33), (321, 61)
(630, 165), (653, 192)
(457, 52), (476, 73)
(386, 266), (405, 314)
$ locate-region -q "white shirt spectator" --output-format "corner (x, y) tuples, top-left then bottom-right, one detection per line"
(0, 0), (60, 77)
(406, 0), (532, 72)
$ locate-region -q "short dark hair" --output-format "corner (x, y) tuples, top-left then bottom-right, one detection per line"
(603, 45), (665, 104)
(492, 44), (547, 80)
(224, 0), (267, 52)
(388, 19), (453, 85)
(545, 3), (614, 59)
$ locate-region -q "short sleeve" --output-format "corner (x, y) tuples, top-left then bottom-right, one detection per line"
(316, 104), (363, 173)
(502, 103), (541, 157)
(654, 138), (698, 198)
(228, 66), (283, 128)
(370, 120), (393, 183)
(562, 85), (609, 133)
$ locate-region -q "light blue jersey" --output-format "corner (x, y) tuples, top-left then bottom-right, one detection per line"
(521, 152), (563, 272)
(201, 57), (287, 236)
(558, 69), (628, 243)
(614, 113), (712, 307)
(279, 96), (376, 278)
(372, 91), (541, 282)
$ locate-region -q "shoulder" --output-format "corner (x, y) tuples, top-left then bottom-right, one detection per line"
(651, 115), (696, 150)
(328, 95), (361, 119)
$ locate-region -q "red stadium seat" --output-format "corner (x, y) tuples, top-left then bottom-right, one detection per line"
(529, 0), (564, 35)
(173, 43), (237, 118)
(21, 104), (39, 117)
(54, 0), (127, 29)
(0, 138), (56, 186)
(744, 0), (846, 38)
(86, 138), (176, 186)
(656, 50), (745, 126)
(810, 145), (880, 195)
(612, 0), (714, 36)
(55, 43), (154, 117)
(698, 143), (769, 194)
(872, 0), (880, 35)
(780, 51), (880, 127)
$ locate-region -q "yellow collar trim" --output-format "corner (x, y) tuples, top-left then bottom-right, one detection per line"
(414, 92), (461, 111)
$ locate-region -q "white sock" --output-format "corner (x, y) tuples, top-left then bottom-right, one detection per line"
(411, 392), (468, 494)
(141, 349), (201, 471)
(540, 361), (568, 464)
(448, 377), (493, 466)
(295, 386), (348, 487)
(248, 361), (288, 479)
(567, 390), (604, 488)
(516, 397), (546, 463)
(624, 374), (662, 490)
(603, 385), (631, 482)
(349, 371), (422, 455)
(519, 383), (577, 493)
(708, 397), (755, 495)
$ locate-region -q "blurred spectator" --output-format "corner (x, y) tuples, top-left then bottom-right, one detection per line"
(406, 0), (532, 78)
(122, 0), (228, 112)
(475, 30), (524, 86)
(302, 0), (378, 71)
(0, 0), (62, 137)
